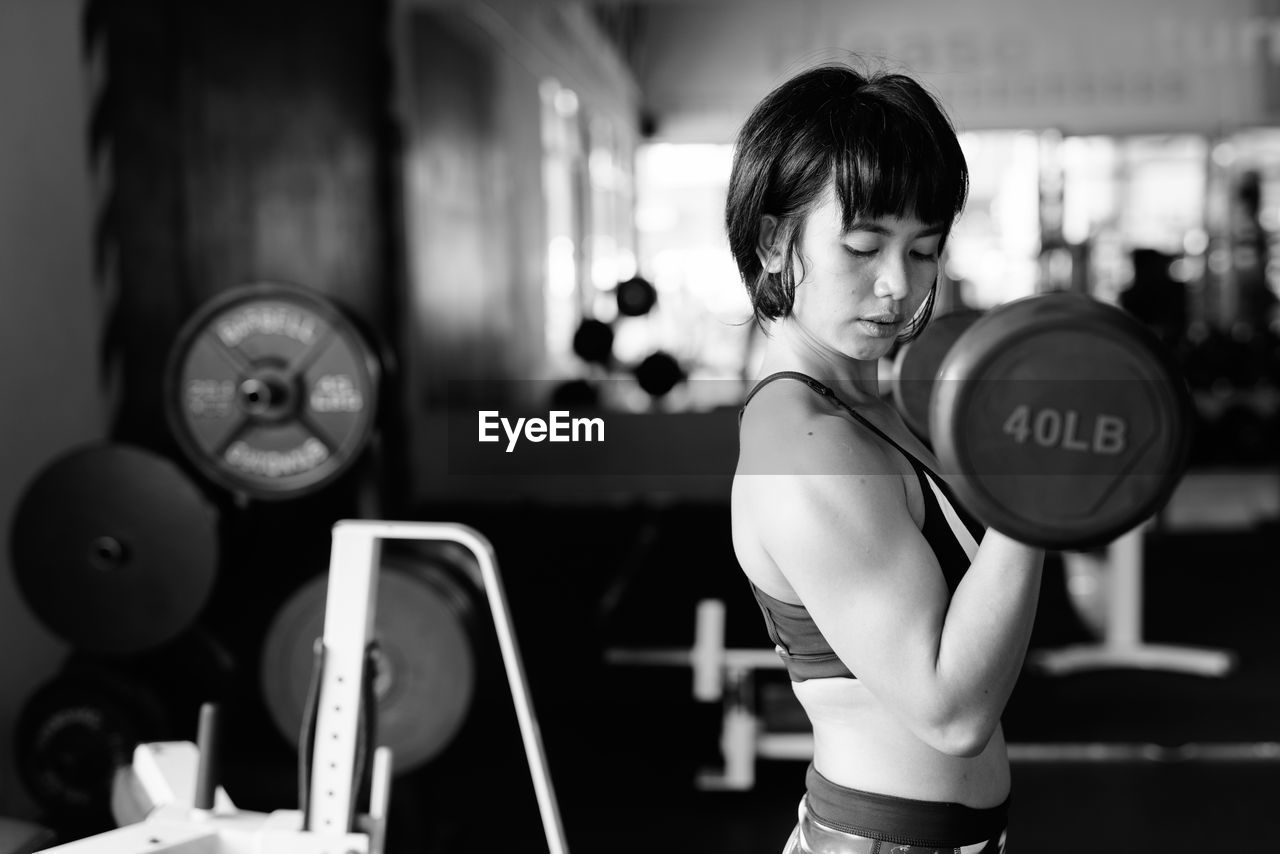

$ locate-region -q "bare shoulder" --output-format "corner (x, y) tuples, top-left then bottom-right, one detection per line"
(736, 379), (901, 478)
(735, 380), (917, 576)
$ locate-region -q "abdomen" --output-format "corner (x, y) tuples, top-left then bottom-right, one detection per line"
(794, 677), (1011, 808)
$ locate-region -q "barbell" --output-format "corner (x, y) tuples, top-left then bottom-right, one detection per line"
(892, 292), (1193, 551)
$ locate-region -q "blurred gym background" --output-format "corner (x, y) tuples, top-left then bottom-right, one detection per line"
(2, 0), (1280, 851)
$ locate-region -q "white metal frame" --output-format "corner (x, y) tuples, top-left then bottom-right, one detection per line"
(38, 520), (569, 854)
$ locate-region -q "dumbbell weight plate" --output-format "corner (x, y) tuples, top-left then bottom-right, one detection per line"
(635, 350), (685, 398)
(892, 308), (984, 443)
(615, 275), (657, 317)
(164, 283), (380, 500)
(930, 293), (1193, 550)
(572, 318), (614, 366)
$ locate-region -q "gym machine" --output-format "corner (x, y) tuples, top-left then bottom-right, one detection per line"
(35, 521), (569, 854)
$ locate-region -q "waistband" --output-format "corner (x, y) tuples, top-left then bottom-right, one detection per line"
(804, 764), (1009, 848)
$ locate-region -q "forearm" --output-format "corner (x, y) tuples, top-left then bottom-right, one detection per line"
(931, 530), (1044, 749)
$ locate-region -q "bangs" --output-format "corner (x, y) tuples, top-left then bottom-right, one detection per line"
(829, 101), (968, 231)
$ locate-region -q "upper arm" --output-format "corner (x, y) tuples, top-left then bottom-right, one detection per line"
(739, 407), (954, 729)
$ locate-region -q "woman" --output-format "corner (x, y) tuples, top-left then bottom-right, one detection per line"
(728, 64), (1045, 853)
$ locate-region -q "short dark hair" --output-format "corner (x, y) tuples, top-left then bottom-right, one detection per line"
(725, 63), (969, 339)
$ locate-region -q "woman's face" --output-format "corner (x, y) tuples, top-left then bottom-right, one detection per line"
(777, 187), (942, 362)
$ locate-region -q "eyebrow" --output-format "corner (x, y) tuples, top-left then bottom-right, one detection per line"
(847, 222), (946, 239)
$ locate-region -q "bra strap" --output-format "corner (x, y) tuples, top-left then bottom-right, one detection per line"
(740, 370), (836, 414)
(741, 371), (979, 539)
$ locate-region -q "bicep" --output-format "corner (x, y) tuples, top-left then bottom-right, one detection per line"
(753, 469), (950, 709)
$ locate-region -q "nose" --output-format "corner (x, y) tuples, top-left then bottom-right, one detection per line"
(873, 255), (910, 302)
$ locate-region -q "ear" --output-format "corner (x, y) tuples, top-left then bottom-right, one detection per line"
(755, 215), (785, 274)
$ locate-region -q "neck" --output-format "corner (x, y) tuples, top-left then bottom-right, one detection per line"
(759, 317), (884, 403)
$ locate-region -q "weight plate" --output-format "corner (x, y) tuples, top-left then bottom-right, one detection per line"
(11, 444), (219, 655)
(15, 665), (168, 819)
(164, 283), (380, 500)
(260, 549), (478, 775)
(930, 293), (1193, 550)
(892, 308), (984, 442)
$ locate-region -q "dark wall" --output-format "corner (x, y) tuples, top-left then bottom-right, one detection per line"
(0, 0), (102, 815)
(90, 0), (399, 455)
(403, 10), (516, 409)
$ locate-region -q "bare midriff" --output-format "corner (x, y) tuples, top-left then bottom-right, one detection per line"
(794, 676), (1010, 808)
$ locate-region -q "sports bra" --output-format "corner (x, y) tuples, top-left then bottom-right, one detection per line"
(739, 371), (985, 682)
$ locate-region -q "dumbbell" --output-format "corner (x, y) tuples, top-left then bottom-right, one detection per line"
(892, 308), (984, 443)
(895, 293), (1194, 550)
